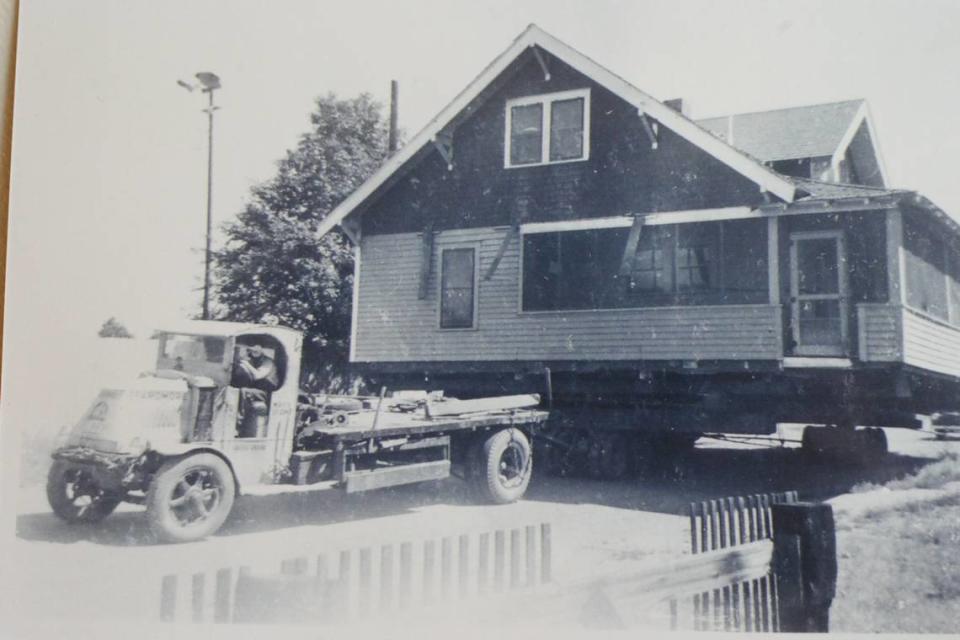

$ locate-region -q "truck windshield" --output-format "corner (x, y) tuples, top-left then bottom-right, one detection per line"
(162, 335), (227, 364)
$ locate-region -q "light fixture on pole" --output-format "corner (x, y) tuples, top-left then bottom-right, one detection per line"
(178, 71), (221, 320)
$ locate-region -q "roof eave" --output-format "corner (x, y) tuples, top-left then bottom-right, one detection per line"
(316, 24), (798, 240)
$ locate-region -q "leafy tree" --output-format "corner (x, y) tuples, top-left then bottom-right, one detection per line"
(98, 317), (133, 338)
(214, 93), (389, 390)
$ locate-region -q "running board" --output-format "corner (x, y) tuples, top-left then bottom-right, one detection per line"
(343, 460), (451, 494)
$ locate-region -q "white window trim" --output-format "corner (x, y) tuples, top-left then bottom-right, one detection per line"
(437, 244), (480, 331)
(504, 88), (591, 169)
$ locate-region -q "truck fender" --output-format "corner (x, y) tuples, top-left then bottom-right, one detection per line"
(151, 447), (243, 496)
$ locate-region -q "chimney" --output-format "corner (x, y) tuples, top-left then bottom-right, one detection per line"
(388, 80), (399, 154)
(664, 98), (684, 114)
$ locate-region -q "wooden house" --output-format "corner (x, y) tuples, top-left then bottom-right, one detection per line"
(317, 25), (960, 443)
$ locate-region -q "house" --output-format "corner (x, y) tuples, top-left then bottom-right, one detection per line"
(318, 25), (960, 442)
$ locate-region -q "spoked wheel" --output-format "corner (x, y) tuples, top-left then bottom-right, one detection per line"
(46, 461), (121, 524)
(146, 453), (236, 543)
(470, 428), (533, 504)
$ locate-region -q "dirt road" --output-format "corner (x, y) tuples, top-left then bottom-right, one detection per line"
(7, 426), (958, 628)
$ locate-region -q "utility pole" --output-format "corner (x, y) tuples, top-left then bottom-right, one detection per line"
(178, 72), (221, 320)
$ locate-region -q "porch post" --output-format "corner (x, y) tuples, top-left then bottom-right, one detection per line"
(767, 216), (780, 305)
(886, 208), (905, 304)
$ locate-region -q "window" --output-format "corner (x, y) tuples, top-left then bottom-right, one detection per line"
(904, 219), (949, 320)
(676, 224), (718, 291)
(440, 248), (476, 329)
(629, 226), (673, 294)
(522, 219), (768, 312)
(505, 89), (590, 167)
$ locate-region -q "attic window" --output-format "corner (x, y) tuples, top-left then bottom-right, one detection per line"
(505, 89), (590, 168)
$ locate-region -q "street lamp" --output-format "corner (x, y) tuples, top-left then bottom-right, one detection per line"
(178, 71), (221, 320)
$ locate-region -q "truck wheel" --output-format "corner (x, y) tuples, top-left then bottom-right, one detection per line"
(146, 453), (236, 543)
(46, 461), (121, 524)
(471, 428), (532, 504)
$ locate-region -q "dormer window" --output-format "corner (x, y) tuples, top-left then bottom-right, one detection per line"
(505, 89), (590, 168)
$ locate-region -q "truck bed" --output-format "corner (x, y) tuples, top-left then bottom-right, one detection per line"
(313, 406), (549, 443)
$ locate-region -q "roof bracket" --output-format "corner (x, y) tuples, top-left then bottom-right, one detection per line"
(637, 109), (658, 150)
(484, 210), (523, 281)
(531, 45), (551, 81)
(339, 217), (361, 244)
(431, 132), (454, 171)
(619, 214), (646, 277)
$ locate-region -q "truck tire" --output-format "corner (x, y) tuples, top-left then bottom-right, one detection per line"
(471, 428), (532, 504)
(146, 453), (236, 543)
(46, 460), (121, 524)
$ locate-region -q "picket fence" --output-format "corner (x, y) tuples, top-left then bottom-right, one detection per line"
(159, 522), (552, 623)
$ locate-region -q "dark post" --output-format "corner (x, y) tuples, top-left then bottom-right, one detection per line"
(389, 80), (399, 154)
(771, 502), (837, 633)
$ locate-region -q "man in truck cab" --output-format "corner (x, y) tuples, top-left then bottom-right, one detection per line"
(232, 343), (280, 437)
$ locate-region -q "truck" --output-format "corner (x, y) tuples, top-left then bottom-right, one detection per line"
(46, 321), (548, 543)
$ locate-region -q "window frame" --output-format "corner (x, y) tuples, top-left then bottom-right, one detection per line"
(437, 245), (480, 331)
(504, 88), (591, 169)
(518, 215), (769, 314)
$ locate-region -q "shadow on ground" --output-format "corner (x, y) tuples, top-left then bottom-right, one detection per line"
(15, 444), (933, 546)
(525, 446), (931, 516)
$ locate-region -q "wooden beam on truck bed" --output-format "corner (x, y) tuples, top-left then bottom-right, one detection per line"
(424, 394), (541, 418)
(316, 408), (549, 442)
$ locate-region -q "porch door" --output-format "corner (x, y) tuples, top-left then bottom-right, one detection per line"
(789, 231), (848, 356)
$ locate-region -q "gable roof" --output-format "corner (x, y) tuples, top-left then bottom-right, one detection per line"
(697, 100), (865, 162)
(316, 24), (800, 239)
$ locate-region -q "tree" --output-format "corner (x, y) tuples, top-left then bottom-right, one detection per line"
(98, 317), (133, 338)
(214, 93), (389, 389)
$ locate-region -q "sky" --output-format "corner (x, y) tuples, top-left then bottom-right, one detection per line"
(4, 0), (960, 402)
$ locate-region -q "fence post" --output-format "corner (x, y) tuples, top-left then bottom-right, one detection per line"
(771, 502), (837, 633)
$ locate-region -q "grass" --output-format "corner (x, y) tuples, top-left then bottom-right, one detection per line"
(851, 450), (960, 494)
(831, 451), (960, 632)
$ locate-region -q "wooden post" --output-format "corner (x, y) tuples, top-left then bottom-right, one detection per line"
(699, 501), (709, 552)
(458, 534), (470, 598)
(160, 575), (177, 622)
(214, 568), (232, 623)
(423, 540), (436, 604)
(494, 530), (505, 592)
(525, 525), (537, 587)
(540, 524), (552, 583)
(358, 548), (372, 614)
(689, 502), (699, 553)
(380, 545), (394, 609)
(315, 555), (329, 615)
(441, 537), (453, 598)
(478, 532), (490, 594)
(399, 543), (413, 609)
(771, 502), (837, 633)
(337, 550), (352, 617)
(191, 573), (205, 623)
(510, 529), (522, 589)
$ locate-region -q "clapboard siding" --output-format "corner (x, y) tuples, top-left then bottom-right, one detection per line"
(354, 228), (782, 363)
(857, 304), (902, 362)
(902, 307), (960, 376)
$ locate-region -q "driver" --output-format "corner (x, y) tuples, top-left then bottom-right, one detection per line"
(232, 344), (280, 438)
(234, 344), (280, 392)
